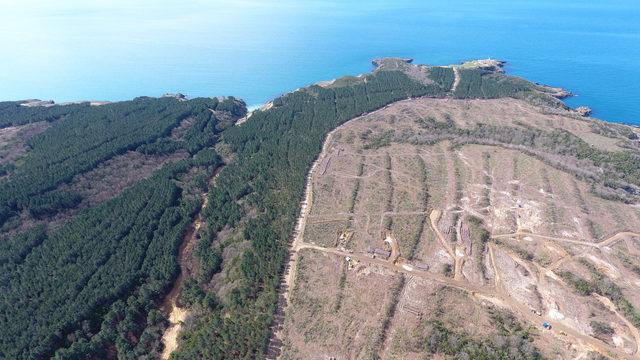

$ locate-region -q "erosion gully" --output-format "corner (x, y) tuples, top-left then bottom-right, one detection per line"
(160, 165), (223, 359)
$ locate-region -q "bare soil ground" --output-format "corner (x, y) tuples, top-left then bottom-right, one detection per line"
(0, 121), (49, 166)
(280, 248), (401, 359)
(0, 149), (189, 239)
(64, 150), (189, 207)
(278, 98), (640, 359)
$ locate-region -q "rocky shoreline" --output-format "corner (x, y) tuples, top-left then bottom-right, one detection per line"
(18, 92), (188, 108)
(19, 99), (111, 107)
(18, 59), (596, 123)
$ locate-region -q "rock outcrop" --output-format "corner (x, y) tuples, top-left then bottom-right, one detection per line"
(19, 99), (55, 107)
(537, 85), (572, 99)
(460, 59), (506, 72)
(163, 93), (187, 100)
(372, 58), (413, 70)
(575, 106), (592, 117)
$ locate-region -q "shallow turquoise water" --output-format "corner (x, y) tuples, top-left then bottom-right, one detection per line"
(1, 0), (639, 124)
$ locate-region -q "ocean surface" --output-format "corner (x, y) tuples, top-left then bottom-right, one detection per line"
(1, 0), (639, 124)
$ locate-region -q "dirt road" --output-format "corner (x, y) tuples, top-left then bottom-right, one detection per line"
(160, 197), (205, 359)
(297, 242), (629, 359)
(267, 120), (348, 360)
(492, 230), (640, 249)
(160, 167), (219, 360)
(451, 66), (461, 94)
(281, 197), (632, 358)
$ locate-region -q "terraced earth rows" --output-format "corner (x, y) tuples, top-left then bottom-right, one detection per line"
(277, 96), (640, 359)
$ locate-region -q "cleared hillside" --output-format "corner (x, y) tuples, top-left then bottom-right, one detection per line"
(277, 92), (640, 358)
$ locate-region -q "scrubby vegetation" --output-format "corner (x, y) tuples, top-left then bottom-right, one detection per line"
(369, 275), (405, 357)
(416, 309), (541, 359)
(616, 251), (640, 276)
(590, 320), (614, 338)
(411, 115), (640, 202)
(494, 239), (535, 262)
(383, 153), (394, 230)
(404, 154), (429, 260)
(560, 260), (640, 328)
(469, 216), (490, 278)
(348, 157), (365, 214)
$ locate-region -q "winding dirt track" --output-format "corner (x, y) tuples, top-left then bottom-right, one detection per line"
(160, 195), (207, 359)
(160, 166), (221, 359)
(294, 240), (630, 359)
(451, 66), (461, 94)
(492, 231), (640, 248)
(266, 97), (640, 358)
(273, 145), (638, 359)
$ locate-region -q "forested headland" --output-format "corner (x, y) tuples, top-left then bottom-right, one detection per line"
(1, 58), (632, 359)
(169, 60), (580, 358)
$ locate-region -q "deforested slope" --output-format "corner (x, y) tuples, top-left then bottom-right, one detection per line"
(278, 91), (640, 359)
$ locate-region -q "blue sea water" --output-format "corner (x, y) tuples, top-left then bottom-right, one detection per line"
(1, 0), (639, 124)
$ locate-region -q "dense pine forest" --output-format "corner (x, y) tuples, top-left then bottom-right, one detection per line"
(2, 59), (633, 359)
(0, 96), (246, 359)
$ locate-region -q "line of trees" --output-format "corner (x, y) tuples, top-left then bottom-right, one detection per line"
(0, 97), (245, 226)
(409, 115), (640, 202)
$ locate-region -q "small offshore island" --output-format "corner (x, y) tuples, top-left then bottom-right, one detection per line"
(1, 58), (640, 360)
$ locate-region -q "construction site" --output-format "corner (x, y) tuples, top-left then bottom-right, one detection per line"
(270, 97), (640, 359)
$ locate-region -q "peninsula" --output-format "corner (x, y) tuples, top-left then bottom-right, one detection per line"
(1, 58), (639, 360)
